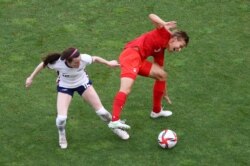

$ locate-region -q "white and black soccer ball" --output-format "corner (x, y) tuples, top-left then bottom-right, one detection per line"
(158, 129), (178, 149)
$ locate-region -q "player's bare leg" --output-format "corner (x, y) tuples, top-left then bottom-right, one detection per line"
(108, 77), (133, 130)
(56, 92), (71, 149)
(148, 63), (172, 118)
(82, 86), (129, 140)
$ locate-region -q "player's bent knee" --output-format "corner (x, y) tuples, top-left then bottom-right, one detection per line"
(150, 65), (167, 81)
(161, 71), (167, 80)
(155, 71), (167, 81)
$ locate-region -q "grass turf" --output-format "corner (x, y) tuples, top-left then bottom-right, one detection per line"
(0, 0), (249, 165)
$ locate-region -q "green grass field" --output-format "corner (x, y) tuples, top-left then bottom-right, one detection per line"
(0, 0), (249, 165)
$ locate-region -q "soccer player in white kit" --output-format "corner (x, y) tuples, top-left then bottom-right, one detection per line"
(25, 47), (129, 149)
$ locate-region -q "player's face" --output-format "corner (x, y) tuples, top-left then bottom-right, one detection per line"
(68, 56), (81, 68)
(167, 37), (186, 53)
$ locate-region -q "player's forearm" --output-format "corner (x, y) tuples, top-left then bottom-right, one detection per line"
(28, 62), (44, 79)
(149, 14), (166, 27)
(92, 56), (109, 66)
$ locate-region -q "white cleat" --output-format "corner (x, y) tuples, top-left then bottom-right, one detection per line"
(59, 133), (68, 149)
(112, 128), (130, 140)
(150, 109), (172, 118)
(108, 120), (131, 130)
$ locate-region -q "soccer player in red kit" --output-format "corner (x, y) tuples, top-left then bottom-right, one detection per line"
(108, 14), (189, 130)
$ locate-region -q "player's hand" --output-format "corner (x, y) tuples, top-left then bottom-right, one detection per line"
(163, 21), (177, 33)
(56, 77), (60, 85)
(163, 94), (172, 105)
(25, 77), (33, 88)
(108, 60), (120, 68)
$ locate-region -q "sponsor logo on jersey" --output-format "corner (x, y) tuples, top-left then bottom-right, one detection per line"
(62, 74), (70, 77)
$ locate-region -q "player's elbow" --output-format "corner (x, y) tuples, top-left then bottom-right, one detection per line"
(92, 56), (98, 62)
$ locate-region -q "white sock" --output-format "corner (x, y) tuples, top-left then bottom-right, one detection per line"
(56, 115), (67, 134)
(96, 107), (111, 122)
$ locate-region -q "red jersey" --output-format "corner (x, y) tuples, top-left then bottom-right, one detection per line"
(124, 27), (171, 60)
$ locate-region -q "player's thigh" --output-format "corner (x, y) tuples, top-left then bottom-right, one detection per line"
(57, 92), (72, 116)
(148, 63), (167, 81)
(81, 86), (103, 110)
(119, 48), (141, 79)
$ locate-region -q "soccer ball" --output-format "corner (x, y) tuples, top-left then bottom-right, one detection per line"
(158, 129), (178, 149)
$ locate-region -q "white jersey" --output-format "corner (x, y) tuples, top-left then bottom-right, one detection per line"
(47, 54), (93, 88)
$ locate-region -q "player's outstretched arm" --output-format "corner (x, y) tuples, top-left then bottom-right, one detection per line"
(149, 13), (177, 34)
(25, 62), (44, 88)
(92, 56), (120, 68)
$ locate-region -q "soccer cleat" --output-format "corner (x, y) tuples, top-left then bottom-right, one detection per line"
(150, 109), (172, 118)
(59, 132), (68, 149)
(108, 120), (131, 130)
(112, 128), (130, 140)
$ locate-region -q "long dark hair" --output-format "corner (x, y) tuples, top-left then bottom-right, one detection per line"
(42, 48), (80, 67)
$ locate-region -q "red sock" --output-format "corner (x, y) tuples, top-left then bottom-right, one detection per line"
(153, 80), (166, 113)
(112, 91), (127, 121)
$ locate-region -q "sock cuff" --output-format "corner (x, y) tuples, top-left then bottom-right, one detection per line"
(57, 115), (67, 121)
(96, 107), (108, 115)
(56, 115), (67, 127)
(117, 91), (127, 100)
(155, 80), (166, 85)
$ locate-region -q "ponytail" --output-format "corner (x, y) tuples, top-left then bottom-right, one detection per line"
(42, 53), (61, 67)
(41, 48), (80, 67)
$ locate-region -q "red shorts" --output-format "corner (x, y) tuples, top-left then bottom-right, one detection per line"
(119, 48), (152, 79)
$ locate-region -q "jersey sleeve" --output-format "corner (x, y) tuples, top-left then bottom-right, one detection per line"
(157, 27), (171, 37)
(80, 54), (93, 65)
(47, 63), (55, 69)
(46, 59), (60, 70)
